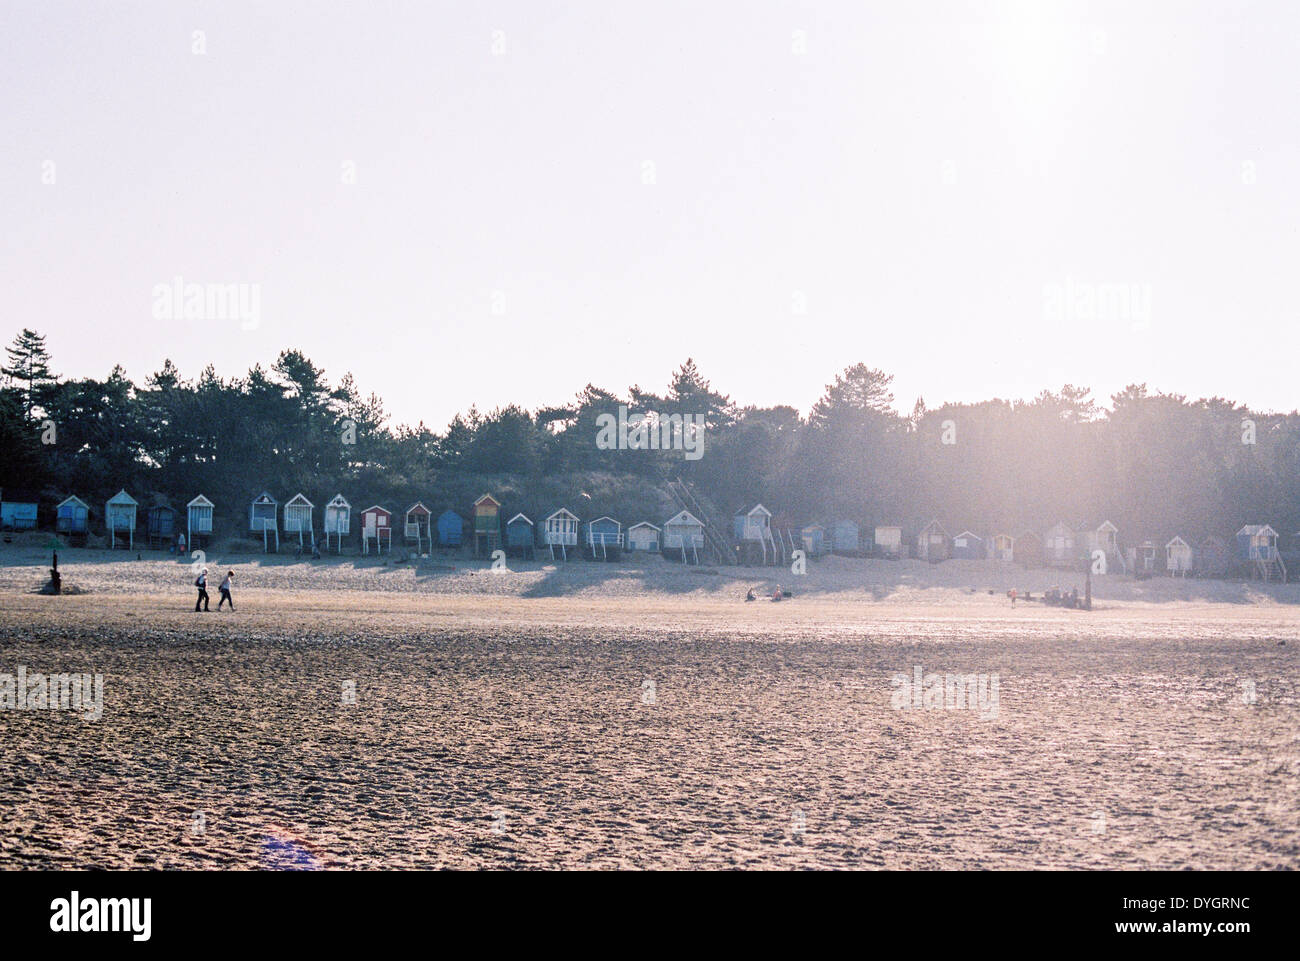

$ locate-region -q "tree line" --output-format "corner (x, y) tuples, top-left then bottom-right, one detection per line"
(2, 327), (1297, 545)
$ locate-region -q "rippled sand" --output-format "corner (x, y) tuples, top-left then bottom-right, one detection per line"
(0, 582), (1296, 869)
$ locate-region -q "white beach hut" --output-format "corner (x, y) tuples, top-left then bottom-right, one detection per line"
(187, 494), (214, 549)
(626, 521), (661, 553)
(324, 494), (351, 552)
(284, 493), (315, 549)
(105, 490), (138, 549)
(1166, 536), (1192, 576)
(542, 507), (579, 561)
(250, 491), (279, 552)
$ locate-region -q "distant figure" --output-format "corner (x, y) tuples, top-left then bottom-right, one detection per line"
(311, 543), (321, 560)
(772, 584), (784, 602)
(745, 588), (756, 602)
(1008, 587), (1017, 605)
(217, 571), (235, 611)
(194, 567), (210, 612)
(177, 532), (186, 555)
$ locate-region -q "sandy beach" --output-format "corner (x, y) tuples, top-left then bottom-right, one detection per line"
(1, 545), (1296, 869)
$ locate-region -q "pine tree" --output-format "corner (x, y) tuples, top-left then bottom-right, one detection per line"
(2, 328), (57, 417)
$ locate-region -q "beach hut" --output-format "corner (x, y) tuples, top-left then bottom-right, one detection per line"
(0, 491), (38, 531)
(874, 525), (903, 559)
(105, 490), (138, 549)
(360, 505), (392, 555)
(505, 513), (535, 558)
(801, 524), (827, 557)
(404, 502), (432, 552)
(1013, 530), (1043, 567)
(56, 495), (90, 537)
(1165, 536), (1192, 576)
(284, 493), (315, 549)
(733, 504), (775, 564)
(770, 510), (802, 564)
(585, 516), (622, 560)
(186, 495), (214, 549)
(473, 493), (501, 556)
(626, 522), (660, 553)
(1195, 534), (1231, 578)
(664, 510), (705, 564)
(324, 494), (351, 553)
(250, 492), (279, 551)
(917, 520), (950, 563)
(146, 504), (175, 548)
(435, 509), (464, 548)
(542, 508), (579, 561)
(829, 520), (859, 554)
(1133, 539), (1162, 575)
(951, 530), (984, 560)
(990, 533), (1015, 562)
(1044, 522), (1077, 568)
(1236, 525), (1279, 561)
(1236, 525), (1285, 581)
(1077, 520), (1121, 571)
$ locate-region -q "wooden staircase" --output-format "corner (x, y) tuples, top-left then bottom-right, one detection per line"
(1255, 552), (1287, 582)
(666, 477), (737, 565)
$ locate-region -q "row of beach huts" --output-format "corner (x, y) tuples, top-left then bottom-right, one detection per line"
(0, 489), (1290, 581)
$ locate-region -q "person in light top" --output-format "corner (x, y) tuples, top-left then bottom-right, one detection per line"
(217, 571), (235, 611)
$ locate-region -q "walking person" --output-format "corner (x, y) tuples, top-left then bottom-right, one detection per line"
(194, 567), (210, 612)
(217, 570), (235, 611)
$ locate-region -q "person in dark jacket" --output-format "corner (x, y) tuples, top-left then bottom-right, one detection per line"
(195, 567), (210, 612)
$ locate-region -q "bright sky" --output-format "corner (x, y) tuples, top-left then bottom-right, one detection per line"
(3, 1), (1297, 430)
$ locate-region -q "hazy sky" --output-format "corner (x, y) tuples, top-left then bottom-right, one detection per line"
(3, 1), (1297, 430)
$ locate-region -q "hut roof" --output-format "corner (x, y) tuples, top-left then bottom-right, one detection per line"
(1237, 524), (1278, 538)
(1075, 519), (1118, 532)
(665, 510), (703, 527)
(629, 521), (661, 532)
(473, 493), (501, 508)
(187, 494), (214, 508)
(506, 512), (533, 526)
(107, 490), (138, 506)
(545, 507), (579, 522)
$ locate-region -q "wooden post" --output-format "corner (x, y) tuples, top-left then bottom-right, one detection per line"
(1084, 556), (1092, 611)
